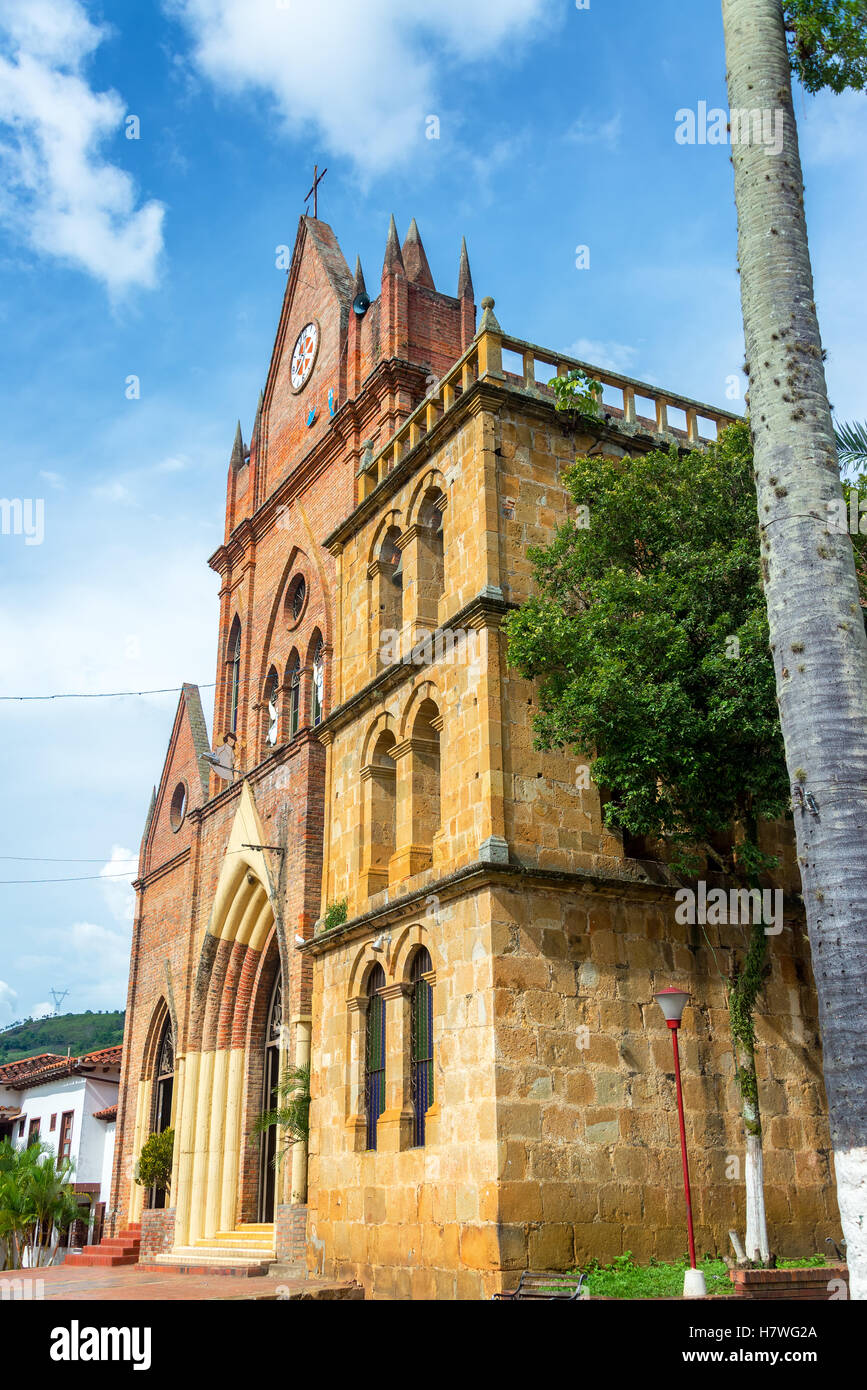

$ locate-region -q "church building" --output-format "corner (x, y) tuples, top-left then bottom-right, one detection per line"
(110, 213), (838, 1298)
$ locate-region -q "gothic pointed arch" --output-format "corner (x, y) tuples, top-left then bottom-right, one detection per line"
(226, 615), (242, 734)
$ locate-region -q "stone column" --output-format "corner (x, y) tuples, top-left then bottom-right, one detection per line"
(388, 737), (433, 881)
(290, 1013), (312, 1203)
(345, 995), (369, 1152)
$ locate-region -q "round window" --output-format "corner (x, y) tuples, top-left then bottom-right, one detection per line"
(286, 574), (307, 628)
(169, 781), (187, 831)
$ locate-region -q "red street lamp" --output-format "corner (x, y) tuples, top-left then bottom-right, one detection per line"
(653, 987), (706, 1298)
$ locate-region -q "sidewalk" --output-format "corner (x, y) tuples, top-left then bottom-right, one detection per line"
(4, 1265), (363, 1301)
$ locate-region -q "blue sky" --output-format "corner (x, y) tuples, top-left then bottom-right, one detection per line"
(0, 0), (864, 1024)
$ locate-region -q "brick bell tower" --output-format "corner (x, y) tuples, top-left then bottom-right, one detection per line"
(112, 214), (475, 1257)
(212, 213), (476, 775)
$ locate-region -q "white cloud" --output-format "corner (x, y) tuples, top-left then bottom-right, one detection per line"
(30, 1000), (54, 1019)
(100, 845), (136, 926)
(565, 112), (622, 148)
(90, 480), (134, 504)
(569, 337), (639, 375)
(153, 453), (190, 474)
(167, 0), (550, 174)
(0, 0), (165, 294)
(38, 469), (65, 490)
(0, 978), (18, 1026)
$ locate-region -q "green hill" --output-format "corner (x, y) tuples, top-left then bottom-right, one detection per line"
(0, 1010), (125, 1066)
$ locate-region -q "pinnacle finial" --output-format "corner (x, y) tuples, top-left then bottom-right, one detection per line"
(458, 235), (473, 299)
(478, 295), (502, 335)
(352, 254), (367, 298)
(382, 214), (405, 277)
(402, 217), (435, 289)
(230, 420), (245, 469)
(251, 391), (264, 444)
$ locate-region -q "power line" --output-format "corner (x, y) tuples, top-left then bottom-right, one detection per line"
(0, 871), (137, 885)
(0, 856), (138, 864)
(0, 683), (216, 702)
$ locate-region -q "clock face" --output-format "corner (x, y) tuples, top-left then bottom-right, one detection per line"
(290, 321), (319, 391)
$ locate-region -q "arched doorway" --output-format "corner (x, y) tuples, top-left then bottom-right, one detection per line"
(258, 974), (283, 1222)
(151, 1015), (174, 1209)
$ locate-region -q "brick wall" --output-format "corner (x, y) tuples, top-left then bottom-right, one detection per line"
(111, 211), (470, 1245)
(140, 1207), (175, 1261)
(275, 1203), (308, 1263)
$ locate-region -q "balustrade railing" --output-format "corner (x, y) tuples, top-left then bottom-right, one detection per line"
(357, 304), (741, 495)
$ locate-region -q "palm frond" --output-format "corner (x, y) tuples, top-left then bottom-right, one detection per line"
(835, 420), (867, 468)
(251, 1064), (310, 1151)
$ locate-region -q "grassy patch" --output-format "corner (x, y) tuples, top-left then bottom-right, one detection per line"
(576, 1251), (829, 1299)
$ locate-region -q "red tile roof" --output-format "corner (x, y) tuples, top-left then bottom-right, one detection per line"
(0, 1045), (122, 1090)
(93, 1105), (118, 1121)
(0, 1053), (67, 1085)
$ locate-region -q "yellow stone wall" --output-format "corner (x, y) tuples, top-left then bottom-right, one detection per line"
(308, 367), (825, 1298)
(308, 877), (835, 1297)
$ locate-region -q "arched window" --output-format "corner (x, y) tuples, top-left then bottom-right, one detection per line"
(379, 526), (403, 633)
(411, 697), (441, 857)
(410, 948), (434, 1146)
(311, 637), (324, 727)
(264, 666), (280, 748)
(416, 490), (445, 624)
(366, 729), (396, 891)
(287, 653), (301, 737)
(151, 1015), (174, 1209)
(365, 964), (386, 1150)
(227, 618), (242, 734)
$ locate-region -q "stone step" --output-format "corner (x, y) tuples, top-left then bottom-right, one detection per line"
(65, 1251), (139, 1268)
(150, 1248), (274, 1274)
(202, 1235), (276, 1249)
(190, 1244), (275, 1259)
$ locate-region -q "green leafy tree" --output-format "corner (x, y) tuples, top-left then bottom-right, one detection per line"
(549, 368), (603, 424)
(783, 0), (867, 90)
(721, 0), (867, 1292)
(506, 420), (789, 1261)
(135, 1129), (174, 1195)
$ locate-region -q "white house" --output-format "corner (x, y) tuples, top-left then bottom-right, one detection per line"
(0, 1047), (120, 1229)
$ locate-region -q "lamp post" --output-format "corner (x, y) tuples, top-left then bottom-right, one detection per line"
(653, 986), (706, 1298)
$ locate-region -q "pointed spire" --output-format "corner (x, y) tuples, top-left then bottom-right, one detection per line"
(252, 391), (264, 444)
(401, 217), (435, 289)
(458, 235), (473, 300)
(230, 420), (245, 470)
(352, 254), (367, 298)
(382, 214), (405, 277)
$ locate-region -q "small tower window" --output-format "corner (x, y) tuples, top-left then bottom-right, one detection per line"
(287, 654), (301, 737)
(264, 666), (280, 748)
(311, 637), (324, 727)
(228, 618), (242, 734)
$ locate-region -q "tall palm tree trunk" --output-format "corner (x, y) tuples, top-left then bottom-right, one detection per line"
(721, 0), (867, 1298)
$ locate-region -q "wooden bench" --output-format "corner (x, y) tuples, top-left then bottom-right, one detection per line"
(493, 1270), (587, 1301)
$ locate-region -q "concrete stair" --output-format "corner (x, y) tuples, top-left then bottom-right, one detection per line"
(66, 1222), (141, 1269)
(145, 1222), (276, 1276)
